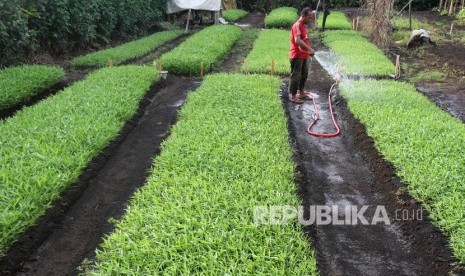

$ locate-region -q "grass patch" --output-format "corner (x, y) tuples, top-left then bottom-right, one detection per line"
(0, 66), (158, 257)
(410, 70), (447, 83)
(71, 30), (183, 67)
(265, 7), (298, 29)
(0, 65), (63, 110)
(318, 11), (352, 30)
(222, 9), (248, 22)
(340, 79), (465, 263)
(323, 30), (395, 77)
(160, 25), (242, 75)
(243, 29), (291, 75)
(87, 74), (318, 275)
(392, 16), (423, 30)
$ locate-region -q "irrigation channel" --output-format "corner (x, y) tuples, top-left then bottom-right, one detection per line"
(282, 42), (461, 274)
(1, 12), (463, 275)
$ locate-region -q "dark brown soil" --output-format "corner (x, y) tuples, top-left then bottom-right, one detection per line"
(282, 40), (463, 275)
(415, 83), (465, 122)
(382, 10), (465, 124)
(237, 12), (265, 28)
(0, 76), (200, 276)
(215, 29), (258, 73)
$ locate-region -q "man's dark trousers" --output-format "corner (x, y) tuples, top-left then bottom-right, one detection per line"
(289, 58), (308, 96)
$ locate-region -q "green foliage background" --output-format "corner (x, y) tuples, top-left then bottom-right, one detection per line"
(0, 0), (167, 66)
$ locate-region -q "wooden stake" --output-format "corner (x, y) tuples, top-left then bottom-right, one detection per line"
(244, 59), (248, 75)
(449, 0), (454, 15)
(271, 60), (275, 76)
(450, 22), (454, 36)
(352, 18), (356, 30)
(395, 55), (400, 79)
(439, 0), (444, 11)
(264, 13), (268, 28)
(185, 9), (191, 33)
(356, 16), (360, 31)
(200, 61), (204, 77)
(108, 59), (113, 68)
(409, 1), (412, 30)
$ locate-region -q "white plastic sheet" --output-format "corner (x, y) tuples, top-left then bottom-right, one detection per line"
(167, 0), (221, 14)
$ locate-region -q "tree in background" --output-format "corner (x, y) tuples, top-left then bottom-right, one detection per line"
(364, 0), (394, 49)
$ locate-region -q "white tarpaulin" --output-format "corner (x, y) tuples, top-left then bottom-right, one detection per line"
(167, 0), (221, 14)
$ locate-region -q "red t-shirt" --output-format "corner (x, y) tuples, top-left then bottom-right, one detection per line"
(290, 20), (310, 59)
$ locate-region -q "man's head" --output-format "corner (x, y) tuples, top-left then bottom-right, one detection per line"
(300, 7), (313, 24)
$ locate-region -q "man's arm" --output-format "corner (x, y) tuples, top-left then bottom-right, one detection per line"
(295, 36), (315, 55)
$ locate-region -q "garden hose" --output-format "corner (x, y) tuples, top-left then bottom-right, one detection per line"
(306, 57), (340, 138)
(307, 82), (340, 138)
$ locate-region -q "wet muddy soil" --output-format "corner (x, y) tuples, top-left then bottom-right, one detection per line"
(0, 76), (200, 276)
(282, 45), (462, 275)
(237, 13), (265, 29)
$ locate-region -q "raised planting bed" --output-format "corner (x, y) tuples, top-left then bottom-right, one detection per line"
(243, 29), (291, 75)
(322, 30), (395, 77)
(318, 11), (352, 30)
(88, 74), (318, 275)
(340, 79), (465, 263)
(160, 25), (241, 75)
(222, 9), (248, 22)
(0, 66), (158, 257)
(0, 65), (64, 110)
(71, 30), (183, 67)
(265, 7), (298, 29)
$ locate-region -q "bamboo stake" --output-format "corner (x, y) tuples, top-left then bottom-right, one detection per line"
(409, 1), (412, 30)
(200, 61), (204, 77)
(450, 22), (454, 36)
(271, 60), (275, 76)
(185, 9), (191, 33)
(244, 59), (248, 75)
(356, 16), (360, 31)
(264, 13), (268, 28)
(108, 59), (113, 68)
(395, 55), (401, 80)
(449, 0), (454, 15)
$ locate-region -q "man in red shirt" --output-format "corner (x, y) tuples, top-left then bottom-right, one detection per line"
(289, 7), (316, 104)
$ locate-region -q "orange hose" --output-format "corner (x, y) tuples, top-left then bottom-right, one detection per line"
(306, 83), (340, 138)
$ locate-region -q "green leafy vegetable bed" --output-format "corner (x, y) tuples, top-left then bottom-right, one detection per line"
(0, 65), (64, 110)
(160, 25), (242, 75)
(323, 30), (395, 77)
(0, 66), (158, 257)
(244, 29), (291, 75)
(340, 79), (465, 263)
(318, 11), (352, 30)
(71, 30), (183, 67)
(88, 74), (318, 275)
(222, 9), (248, 22)
(265, 7), (298, 29)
